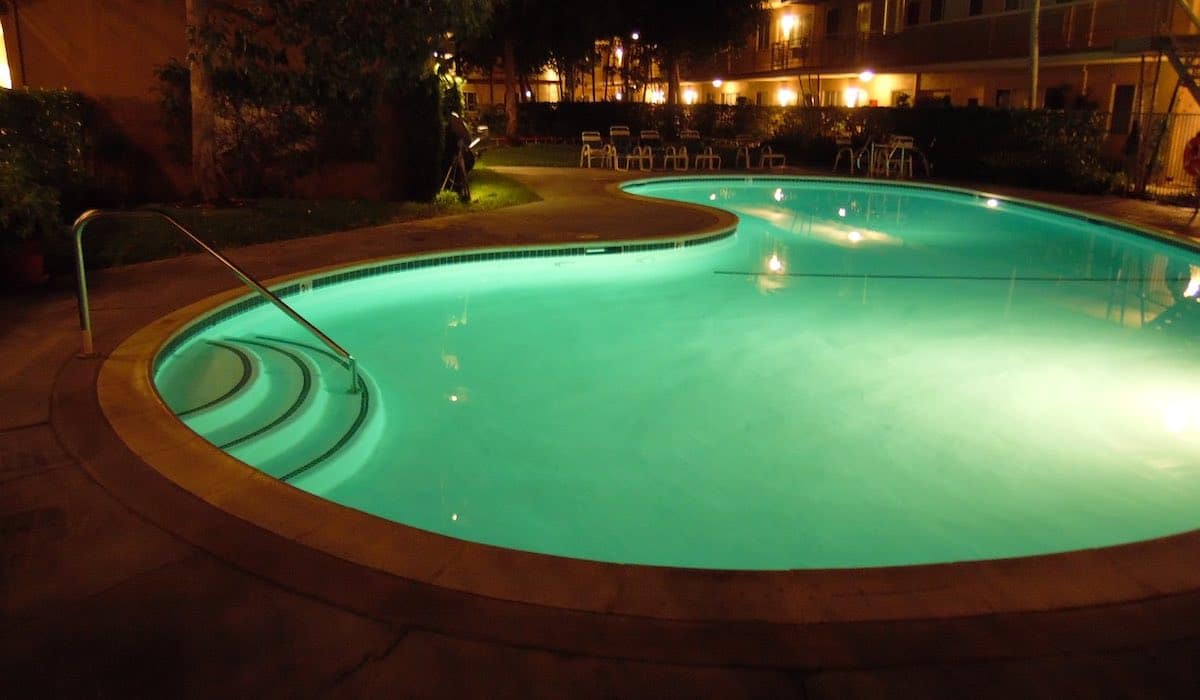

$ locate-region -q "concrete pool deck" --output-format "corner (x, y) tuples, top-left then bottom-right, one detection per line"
(4, 166), (1200, 697)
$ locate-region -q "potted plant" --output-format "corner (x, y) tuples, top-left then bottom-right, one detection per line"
(0, 158), (62, 287)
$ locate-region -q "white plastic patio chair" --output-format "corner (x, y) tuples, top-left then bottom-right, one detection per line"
(884, 136), (915, 179)
(735, 134), (761, 169)
(681, 130), (720, 170)
(759, 146), (786, 169)
(609, 125), (636, 171)
(579, 131), (609, 168)
(833, 134), (855, 174)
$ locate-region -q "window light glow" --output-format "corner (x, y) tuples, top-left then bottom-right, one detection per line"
(615, 47), (623, 64)
(777, 88), (798, 106)
(684, 88), (699, 104)
(615, 91), (623, 101)
(843, 87), (868, 107)
(781, 14), (798, 39)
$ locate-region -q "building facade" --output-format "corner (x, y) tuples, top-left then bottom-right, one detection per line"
(680, 1), (1200, 119)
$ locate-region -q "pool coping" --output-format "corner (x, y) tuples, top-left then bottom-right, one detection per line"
(95, 175), (1200, 635)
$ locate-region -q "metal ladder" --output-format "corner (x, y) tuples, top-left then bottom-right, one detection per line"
(72, 208), (359, 393)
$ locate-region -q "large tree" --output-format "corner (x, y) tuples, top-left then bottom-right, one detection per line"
(179, 0), (490, 200)
(461, 0), (621, 141)
(185, 0), (224, 203)
(627, 0), (765, 105)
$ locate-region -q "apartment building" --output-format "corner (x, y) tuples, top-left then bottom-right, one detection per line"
(682, 1), (1199, 118)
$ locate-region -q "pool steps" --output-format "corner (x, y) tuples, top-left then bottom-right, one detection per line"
(156, 336), (373, 483)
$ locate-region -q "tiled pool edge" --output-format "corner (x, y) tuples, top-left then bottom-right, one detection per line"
(154, 227), (736, 373)
(620, 174), (1200, 256)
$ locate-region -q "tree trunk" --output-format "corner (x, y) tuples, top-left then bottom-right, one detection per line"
(666, 57), (681, 105)
(186, 0), (223, 203)
(503, 37), (520, 144)
(376, 90), (408, 201)
(1030, 0), (1041, 109)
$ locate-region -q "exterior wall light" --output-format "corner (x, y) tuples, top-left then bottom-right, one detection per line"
(781, 14), (798, 39)
(712, 79), (723, 88)
(859, 70), (875, 82)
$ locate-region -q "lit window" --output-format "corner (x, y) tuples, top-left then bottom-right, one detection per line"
(905, 1), (921, 27)
(0, 22), (12, 89)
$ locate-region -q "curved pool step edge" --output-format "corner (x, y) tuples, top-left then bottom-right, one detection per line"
(177, 339), (307, 447)
(217, 338), (315, 450)
(175, 341), (254, 416)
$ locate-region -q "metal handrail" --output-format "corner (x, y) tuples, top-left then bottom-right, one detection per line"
(72, 208), (359, 393)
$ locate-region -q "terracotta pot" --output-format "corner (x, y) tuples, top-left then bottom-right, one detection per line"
(3, 239), (48, 288)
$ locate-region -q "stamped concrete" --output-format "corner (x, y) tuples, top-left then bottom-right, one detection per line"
(4, 166), (1200, 697)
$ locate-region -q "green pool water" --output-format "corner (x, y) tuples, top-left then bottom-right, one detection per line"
(154, 178), (1200, 569)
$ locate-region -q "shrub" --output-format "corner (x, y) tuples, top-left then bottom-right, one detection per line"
(0, 158), (62, 245)
(0, 88), (90, 215)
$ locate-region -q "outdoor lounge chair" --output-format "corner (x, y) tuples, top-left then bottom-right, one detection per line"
(735, 134), (761, 169)
(579, 130), (610, 168)
(680, 129), (720, 170)
(884, 135), (915, 178)
(662, 129), (694, 171)
(639, 130), (663, 168)
(833, 134), (856, 174)
(759, 145), (786, 169)
(661, 144), (688, 171)
(609, 125), (640, 170)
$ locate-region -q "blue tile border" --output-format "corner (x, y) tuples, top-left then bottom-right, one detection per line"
(154, 230), (734, 371)
(622, 175), (1200, 257)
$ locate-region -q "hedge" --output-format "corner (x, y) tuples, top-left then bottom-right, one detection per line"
(484, 102), (1115, 193)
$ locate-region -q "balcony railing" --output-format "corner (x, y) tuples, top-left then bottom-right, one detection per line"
(688, 0), (1188, 79)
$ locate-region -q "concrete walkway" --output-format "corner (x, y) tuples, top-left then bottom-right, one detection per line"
(3, 167), (1200, 698)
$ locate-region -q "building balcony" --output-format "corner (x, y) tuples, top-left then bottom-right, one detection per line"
(686, 0), (1185, 81)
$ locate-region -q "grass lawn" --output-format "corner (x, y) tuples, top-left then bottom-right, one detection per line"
(479, 143), (579, 168)
(65, 168), (539, 270)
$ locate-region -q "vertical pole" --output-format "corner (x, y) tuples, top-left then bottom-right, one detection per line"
(1030, 0), (1041, 109)
(73, 218), (95, 357)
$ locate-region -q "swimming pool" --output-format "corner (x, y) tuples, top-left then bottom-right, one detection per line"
(153, 177), (1200, 570)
